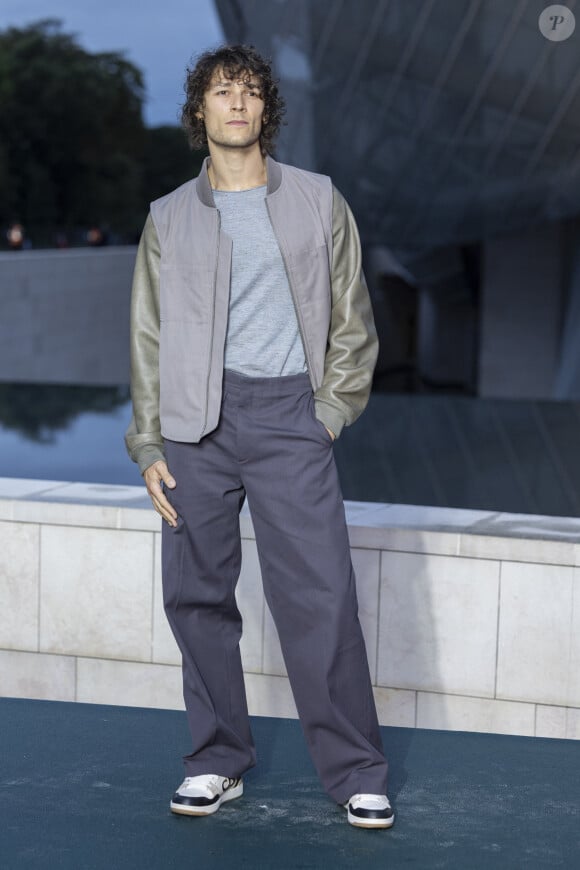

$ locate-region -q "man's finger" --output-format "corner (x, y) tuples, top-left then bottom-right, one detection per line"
(144, 462), (178, 524)
(145, 460), (175, 487)
(160, 469), (177, 488)
(151, 493), (178, 526)
(150, 486), (178, 522)
(149, 480), (177, 518)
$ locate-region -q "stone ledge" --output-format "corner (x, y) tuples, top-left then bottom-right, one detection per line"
(2, 649), (579, 739)
(3, 477), (580, 564)
(2, 478), (579, 741)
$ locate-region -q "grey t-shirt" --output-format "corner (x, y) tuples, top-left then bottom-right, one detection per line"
(213, 185), (308, 377)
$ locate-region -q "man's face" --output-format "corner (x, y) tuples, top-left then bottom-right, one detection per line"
(197, 68), (265, 152)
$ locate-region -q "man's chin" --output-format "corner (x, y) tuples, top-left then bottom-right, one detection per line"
(210, 132), (261, 151)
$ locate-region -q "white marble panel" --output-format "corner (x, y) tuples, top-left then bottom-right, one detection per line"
(496, 562), (580, 706)
(12, 499), (119, 530)
(565, 707), (580, 739)
(152, 532), (180, 666)
(378, 552), (500, 697)
(76, 658), (183, 710)
(417, 692), (535, 736)
(262, 603), (285, 676)
(0, 499), (14, 520)
(344, 501), (502, 555)
(540, 706), (580, 740)
(0, 522), (40, 650)
(535, 705), (567, 738)
(239, 502), (255, 539)
(40, 525), (154, 661)
(118, 506), (161, 532)
(373, 687), (416, 727)
(0, 649), (75, 701)
(459, 534), (576, 567)
(352, 548), (380, 682)
(237, 538), (265, 674)
(244, 672), (298, 719)
(571, 571), (580, 706)
(348, 525), (460, 556)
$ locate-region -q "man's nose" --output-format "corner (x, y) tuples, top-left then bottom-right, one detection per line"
(230, 91), (246, 110)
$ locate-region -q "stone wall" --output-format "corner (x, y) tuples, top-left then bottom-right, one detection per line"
(0, 477), (579, 740)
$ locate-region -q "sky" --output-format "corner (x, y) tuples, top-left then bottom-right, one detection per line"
(1, 0), (225, 126)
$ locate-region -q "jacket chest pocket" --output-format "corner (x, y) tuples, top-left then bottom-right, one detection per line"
(159, 262), (213, 322)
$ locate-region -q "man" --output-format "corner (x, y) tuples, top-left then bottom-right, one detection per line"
(125, 44), (394, 830)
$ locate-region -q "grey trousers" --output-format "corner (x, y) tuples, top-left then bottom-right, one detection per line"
(161, 367), (388, 804)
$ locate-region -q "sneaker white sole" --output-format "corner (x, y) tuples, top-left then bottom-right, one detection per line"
(170, 781), (243, 816)
(346, 807), (395, 829)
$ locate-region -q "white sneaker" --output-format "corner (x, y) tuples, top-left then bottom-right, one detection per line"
(170, 774), (243, 816)
(344, 793), (395, 828)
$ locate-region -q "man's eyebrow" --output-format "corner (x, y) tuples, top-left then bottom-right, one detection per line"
(211, 79), (261, 88)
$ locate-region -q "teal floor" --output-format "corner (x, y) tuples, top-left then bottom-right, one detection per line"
(1, 698), (579, 869)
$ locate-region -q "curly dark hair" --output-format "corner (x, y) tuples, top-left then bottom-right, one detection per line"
(181, 44), (285, 155)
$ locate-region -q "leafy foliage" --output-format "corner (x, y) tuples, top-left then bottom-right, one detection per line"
(143, 126), (206, 204)
(0, 20), (199, 244)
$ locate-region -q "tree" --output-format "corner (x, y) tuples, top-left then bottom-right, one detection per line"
(0, 19), (147, 240)
(143, 126), (206, 205)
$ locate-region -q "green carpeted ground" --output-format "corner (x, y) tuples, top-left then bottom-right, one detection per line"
(0, 698), (578, 869)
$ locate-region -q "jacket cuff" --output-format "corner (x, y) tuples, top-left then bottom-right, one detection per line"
(135, 444), (166, 476)
(313, 400), (346, 439)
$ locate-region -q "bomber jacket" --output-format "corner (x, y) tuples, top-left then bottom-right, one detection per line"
(125, 155), (379, 474)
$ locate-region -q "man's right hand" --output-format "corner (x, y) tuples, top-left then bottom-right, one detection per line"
(144, 460), (178, 527)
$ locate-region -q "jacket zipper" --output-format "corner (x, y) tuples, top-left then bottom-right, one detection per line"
(199, 211), (220, 437)
(265, 199), (314, 383)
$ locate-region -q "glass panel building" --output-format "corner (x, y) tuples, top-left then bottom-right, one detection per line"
(215, 0), (580, 516)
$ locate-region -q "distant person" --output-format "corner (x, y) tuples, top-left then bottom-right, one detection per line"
(125, 44), (393, 830)
(6, 222), (25, 250)
(86, 226), (107, 246)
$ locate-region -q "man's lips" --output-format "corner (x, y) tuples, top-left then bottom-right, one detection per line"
(227, 120), (248, 125)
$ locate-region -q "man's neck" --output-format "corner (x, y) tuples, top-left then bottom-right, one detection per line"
(207, 146), (267, 191)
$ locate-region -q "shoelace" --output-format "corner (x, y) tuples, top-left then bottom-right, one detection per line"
(184, 775), (218, 786)
(351, 794), (391, 809)
(183, 775), (237, 791)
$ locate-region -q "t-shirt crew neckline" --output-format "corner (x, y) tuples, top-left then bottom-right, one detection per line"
(212, 184), (267, 194)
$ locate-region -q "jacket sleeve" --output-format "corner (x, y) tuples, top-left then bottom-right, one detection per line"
(313, 186), (379, 438)
(124, 213), (166, 474)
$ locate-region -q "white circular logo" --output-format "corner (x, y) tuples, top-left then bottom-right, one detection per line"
(539, 5), (576, 41)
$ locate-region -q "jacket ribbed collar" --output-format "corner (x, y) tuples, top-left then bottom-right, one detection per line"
(195, 154), (282, 207)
